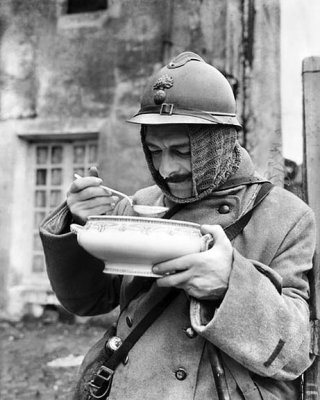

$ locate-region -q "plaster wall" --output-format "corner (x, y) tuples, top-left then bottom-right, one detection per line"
(0, 122), (16, 311)
(0, 0), (282, 317)
(244, 0), (283, 185)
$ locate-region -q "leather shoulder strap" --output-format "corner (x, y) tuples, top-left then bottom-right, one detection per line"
(217, 175), (269, 191)
(225, 182), (273, 241)
(221, 352), (260, 400)
(87, 289), (180, 399)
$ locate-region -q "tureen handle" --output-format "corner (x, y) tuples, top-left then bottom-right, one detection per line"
(200, 233), (214, 252)
(70, 223), (85, 235)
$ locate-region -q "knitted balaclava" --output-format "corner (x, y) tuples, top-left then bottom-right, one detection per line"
(141, 124), (241, 204)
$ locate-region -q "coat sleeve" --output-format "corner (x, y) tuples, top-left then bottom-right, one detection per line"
(190, 207), (316, 380)
(39, 202), (122, 316)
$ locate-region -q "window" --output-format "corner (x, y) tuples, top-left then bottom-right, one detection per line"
(67, 0), (108, 14)
(32, 139), (98, 273)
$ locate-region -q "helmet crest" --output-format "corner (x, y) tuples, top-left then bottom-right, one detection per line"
(152, 74), (174, 105)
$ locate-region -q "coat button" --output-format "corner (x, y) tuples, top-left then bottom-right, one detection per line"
(126, 316), (133, 327)
(175, 368), (187, 380)
(218, 204), (230, 214)
(184, 327), (197, 338)
(105, 336), (122, 352)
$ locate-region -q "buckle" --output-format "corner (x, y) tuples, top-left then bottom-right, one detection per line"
(160, 103), (174, 115)
(88, 366), (114, 399)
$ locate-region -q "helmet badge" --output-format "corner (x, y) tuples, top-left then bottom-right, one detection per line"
(152, 74), (174, 105)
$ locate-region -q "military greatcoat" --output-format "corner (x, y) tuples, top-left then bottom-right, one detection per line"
(40, 148), (316, 400)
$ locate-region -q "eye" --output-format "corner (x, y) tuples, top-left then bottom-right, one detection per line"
(173, 149), (191, 157)
(149, 149), (162, 156)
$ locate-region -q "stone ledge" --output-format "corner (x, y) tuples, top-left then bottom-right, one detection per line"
(16, 117), (106, 140)
(57, 10), (109, 31)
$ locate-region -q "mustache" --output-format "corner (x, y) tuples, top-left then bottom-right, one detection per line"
(164, 173), (192, 183)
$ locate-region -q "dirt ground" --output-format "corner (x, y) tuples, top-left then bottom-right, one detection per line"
(0, 315), (112, 400)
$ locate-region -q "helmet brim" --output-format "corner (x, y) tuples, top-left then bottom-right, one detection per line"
(127, 113), (242, 128)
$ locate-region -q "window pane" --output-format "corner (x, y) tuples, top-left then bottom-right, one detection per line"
(36, 147), (48, 164)
(51, 168), (63, 185)
(50, 190), (62, 207)
(36, 169), (47, 185)
(51, 146), (63, 164)
(32, 254), (44, 273)
(34, 212), (46, 227)
(35, 190), (46, 207)
(31, 140), (98, 278)
(88, 145), (98, 163)
(73, 145), (85, 164)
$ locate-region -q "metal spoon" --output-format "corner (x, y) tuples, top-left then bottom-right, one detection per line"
(74, 173), (169, 217)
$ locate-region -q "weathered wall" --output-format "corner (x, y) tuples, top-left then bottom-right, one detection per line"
(0, 0), (282, 316)
(0, 0), (174, 315)
(0, 0), (282, 190)
(243, 0), (282, 184)
(0, 122), (16, 311)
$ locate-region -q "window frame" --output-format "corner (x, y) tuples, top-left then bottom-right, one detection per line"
(17, 119), (102, 279)
(31, 138), (99, 274)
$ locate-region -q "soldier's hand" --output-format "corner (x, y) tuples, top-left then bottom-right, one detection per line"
(152, 224), (233, 300)
(67, 169), (119, 224)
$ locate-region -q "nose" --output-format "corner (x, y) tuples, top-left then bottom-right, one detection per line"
(158, 150), (180, 179)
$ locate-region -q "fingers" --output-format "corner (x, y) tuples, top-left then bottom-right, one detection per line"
(152, 225), (227, 278)
(73, 195), (118, 210)
(68, 191), (118, 211)
(70, 185), (114, 202)
(153, 254), (195, 275)
(67, 195), (118, 223)
(67, 172), (118, 223)
(153, 224), (233, 299)
(156, 269), (190, 288)
(69, 176), (109, 194)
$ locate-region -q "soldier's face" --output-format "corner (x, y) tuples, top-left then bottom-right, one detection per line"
(145, 125), (192, 198)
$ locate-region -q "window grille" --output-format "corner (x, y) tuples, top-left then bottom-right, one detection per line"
(32, 139), (98, 273)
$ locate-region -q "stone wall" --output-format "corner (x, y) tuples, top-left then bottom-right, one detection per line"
(0, 0), (281, 316)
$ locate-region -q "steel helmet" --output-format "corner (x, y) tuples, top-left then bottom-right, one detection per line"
(127, 51), (241, 128)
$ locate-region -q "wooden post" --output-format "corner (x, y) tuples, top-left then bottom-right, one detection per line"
(302, 56), (320, 400)
(303, 56), (320, 319)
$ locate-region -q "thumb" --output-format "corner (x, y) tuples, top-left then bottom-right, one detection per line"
(200, 224), (227, 243)
(89, 165), (99, 177)
(201, 224), (232, 254)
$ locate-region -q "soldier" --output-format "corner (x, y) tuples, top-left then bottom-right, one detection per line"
(40, 52), (316, 400)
